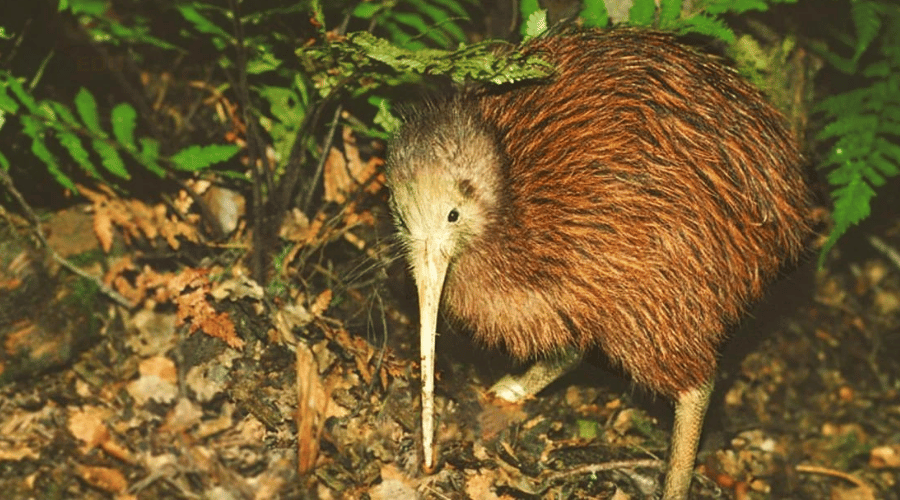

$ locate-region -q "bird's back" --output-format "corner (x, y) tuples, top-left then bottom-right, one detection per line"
(440, 29), (813, 397)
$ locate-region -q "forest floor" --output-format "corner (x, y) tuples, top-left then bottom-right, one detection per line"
(0, 176), (899, 500)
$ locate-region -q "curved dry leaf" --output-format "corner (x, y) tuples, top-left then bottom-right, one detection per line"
(93, 206), (115, 253)
(68, 406), (111, 450)
(324, 126), (384, 204)
(310, 289), (332, 317)
(75, 464), (128, 494)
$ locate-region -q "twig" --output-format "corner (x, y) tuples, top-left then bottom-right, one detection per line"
(359, 289), (389, 407)
(227, 0), (270, 283)
(543, 458), (666, 482)
(869, 235), (900, 272)
(796, 464), (876, 498)
(0, 169), (131, 307)
(65, 18), (162, 138)
(302, 104), (343, 213)
(283, 9), (353, 216)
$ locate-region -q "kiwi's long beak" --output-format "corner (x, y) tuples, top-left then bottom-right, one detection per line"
(412, 239), (451, 471)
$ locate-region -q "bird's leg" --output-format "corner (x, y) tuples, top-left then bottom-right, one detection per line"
(489, 347), (583, 402)
(661, 379), (714, 500)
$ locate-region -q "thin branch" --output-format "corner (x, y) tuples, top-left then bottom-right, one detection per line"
(869, 235), (900, 272)
(796, 464), (876, 499)
(302, 104), (343, 213)
(0, 169), (131, 307)
(229, 0), (268, 283)
(543, 458), (665, 482)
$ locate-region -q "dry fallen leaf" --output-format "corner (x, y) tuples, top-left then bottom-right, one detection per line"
(125, 309), (178, 357)
(296, 343), (329, 474)
(869, 444), (900, 468)
(145, 267), (244, 349)
(127, 356), (179, 405)
(75, 464), (128, 494)
(465, 470), (502, 500)
(186, 349), (239, 403)
(310, 289), (332, 317)
(369, 464), (419, 500)
(161, 398), (204, 434)
(323, 126), (383, 204)
(0, 444), (39, 461)
(139, 356), (177, 383)
(831, 484), (877, 500)
(68, 406), (112, 451)
(80, 184), (201, 253)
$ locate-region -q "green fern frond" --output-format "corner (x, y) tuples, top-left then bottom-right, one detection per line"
(170, 144), (242, 172)
(817, 66), (900, 265)
(0, 72), (240, 190)
(850, 0), (882, 62)
(524, 10), (549, 39)
(659, 0), (682, 24)
(579, 0), (609, 28)
(666, 0), (797, 42)
(19, 114), (76, 190)
(674, 14), (735, 42)
(629, 0), (658, 26)
(346, 32), (552, 86)
(351, 0), (474, 50)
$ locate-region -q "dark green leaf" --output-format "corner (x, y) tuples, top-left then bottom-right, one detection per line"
(170, 144), (241, 172)
(105, 19), (179, 50)
(0, 80), (19, 114)
(629, 0), (656, 25)
(677, 15), (735, 43)
(111, 103), (137, 150)
(247, 50), (282, 75)
(65, 0), (105, 16)
(705, 0), (769, 15)
(876, 137), (900, 163)
(430, 0), (469, 17)
(408, 0), (467, 43)
(136, 138), (166, 177)
(850, 0), (881, 63)
(56, 131), (101, 179)
(825, 156), (859, 183)
(659, 0), (682, 24)
(863, 60), (890, 78)
(519, 0), (540, 37)
(861, 164), (886, 186)
(429, 0), (479, 19)
(392, 12), (450, 46)
(92, 139), (129, 179)
(818, 114), (878, 141)
(352, 2), (382, 19)
(4, 73), (39, 113)
(48, 102), (79, 126)
(382, 20), (424, 50)
(177, 5), (232, 40)
(819, 177), (875, 266)
(579, 0), (608, 28)
(75, 88), (103, 135)
(870, 151), (900, 177)
(21, 115), (76, 190)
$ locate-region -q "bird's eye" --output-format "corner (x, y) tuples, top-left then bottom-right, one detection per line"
(447, 209), (459, 223)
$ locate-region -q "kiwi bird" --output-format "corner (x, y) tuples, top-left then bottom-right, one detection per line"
(386, 28), (812, 499)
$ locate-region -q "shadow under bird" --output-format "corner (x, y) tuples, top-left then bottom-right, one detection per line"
(386, 27), (813, 499)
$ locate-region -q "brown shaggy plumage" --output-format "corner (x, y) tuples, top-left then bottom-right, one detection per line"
(386, 28), (812, 399)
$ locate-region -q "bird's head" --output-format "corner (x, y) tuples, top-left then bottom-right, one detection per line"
(384, 98), (505, 469)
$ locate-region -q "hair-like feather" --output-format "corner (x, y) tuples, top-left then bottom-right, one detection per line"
(386, 28), (812, 399)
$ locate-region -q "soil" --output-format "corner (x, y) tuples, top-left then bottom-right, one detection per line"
(1, 194), (899, 500)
